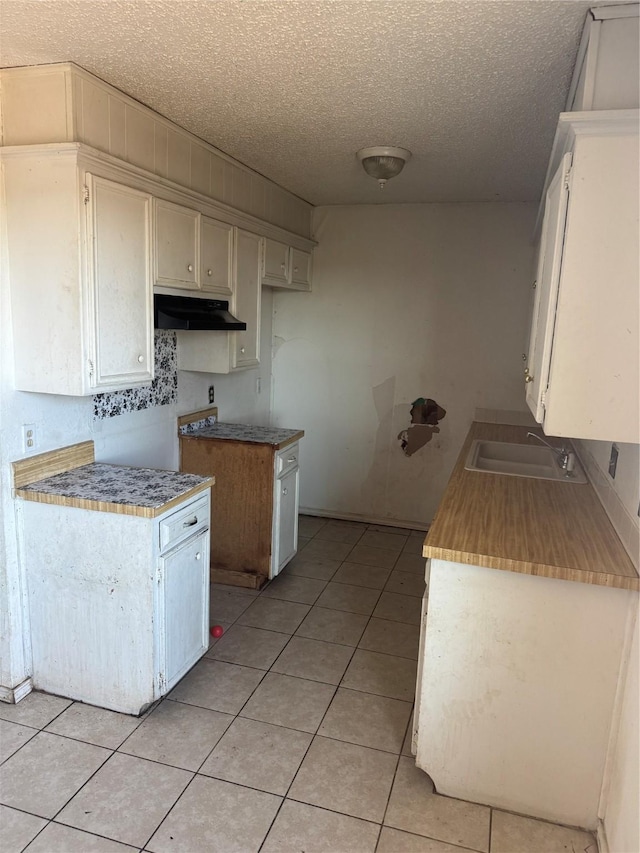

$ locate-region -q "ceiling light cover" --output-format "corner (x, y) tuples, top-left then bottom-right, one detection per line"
(357, 146), (412, 189)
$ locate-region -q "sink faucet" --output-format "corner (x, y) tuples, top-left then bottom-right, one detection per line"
(526, 432), (576, 475)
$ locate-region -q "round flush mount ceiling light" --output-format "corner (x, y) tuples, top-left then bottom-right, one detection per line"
(356, 146), (412, 189)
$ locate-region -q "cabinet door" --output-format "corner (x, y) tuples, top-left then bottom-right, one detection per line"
(262, 238), (289, 285)
(273, 467), (299, 577)
(158, 529), (210, 693)
(154, 199), (199, 289)
(233, 229), (262, 370)
(87, 175), (154, 390)
(525, 152), (572, 423)
(201, 216), (233, 296)
(290, 248), (312, 290)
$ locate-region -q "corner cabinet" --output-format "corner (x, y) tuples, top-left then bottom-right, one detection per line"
(2, 147), (154, 396)
(176, 228), (262, 374)
(525, 111), (639, 443)
(179, 434), (302, 589)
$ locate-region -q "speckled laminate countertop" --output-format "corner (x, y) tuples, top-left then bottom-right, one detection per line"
(423, 422), (639, 590)
(15, 453), (213, 519)
(180, 422), (304, 448)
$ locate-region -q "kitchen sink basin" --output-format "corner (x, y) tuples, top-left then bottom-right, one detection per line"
(464, 439), (588, 483)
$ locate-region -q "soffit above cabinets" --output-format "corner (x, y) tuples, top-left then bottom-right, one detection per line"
(0, 0), (626, 205)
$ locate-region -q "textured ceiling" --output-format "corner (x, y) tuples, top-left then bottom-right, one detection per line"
(0, 1), (610, 204)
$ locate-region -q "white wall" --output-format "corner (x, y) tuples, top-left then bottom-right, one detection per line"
(271, 203), (537, 527)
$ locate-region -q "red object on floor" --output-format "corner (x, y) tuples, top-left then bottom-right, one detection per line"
(210, 625), (224, 638)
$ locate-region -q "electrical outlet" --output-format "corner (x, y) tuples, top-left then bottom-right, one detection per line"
(608, 444), (619, 479)
(208, 385), (215, 404)
(22, 423), (37, 453)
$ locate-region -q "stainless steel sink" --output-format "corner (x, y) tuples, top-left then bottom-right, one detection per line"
(464, 439), (588, 483)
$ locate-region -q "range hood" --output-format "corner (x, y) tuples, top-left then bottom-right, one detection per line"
(154, 295), (247, 331)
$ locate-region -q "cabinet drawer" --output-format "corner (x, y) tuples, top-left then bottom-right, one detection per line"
(159, 494), (209, 551)
(276, 443), (299, 477)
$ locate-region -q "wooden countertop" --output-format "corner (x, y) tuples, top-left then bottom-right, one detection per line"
(423, 422), (639, 590)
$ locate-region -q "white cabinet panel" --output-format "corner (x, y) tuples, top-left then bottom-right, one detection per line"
(289, 248), (312, 290)
(232, 229), (262, 370)
(525, 153), (571, 423)
(154, 198), (200, 289)
(176, 226), (262, 374)
(2, 149), (155, 396)
(201, 216), (233, 296)
(415, 559), (634, 829)
(88, 175), (153, 388)
(262, 237), (289, 285)
(262, 239), (312, 291)
(159, 529), (209, 691)
(274, 467), (299, 576)
(526, 113), (639, 442)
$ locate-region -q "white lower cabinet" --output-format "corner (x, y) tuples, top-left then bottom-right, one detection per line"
(414, 558), (635, 829)
(20, 490), (211, 715)
(273, 465), (300, 577)
(159, 527), (210, 692)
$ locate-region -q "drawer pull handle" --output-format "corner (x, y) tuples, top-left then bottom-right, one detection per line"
(287, 456), (297, 464)
(195, 552), (201, 560)
(282, 487), (288, 495)
(183, 516), (198, 527)
(187, 263), (194, 272)
(207, 269), (213, 276)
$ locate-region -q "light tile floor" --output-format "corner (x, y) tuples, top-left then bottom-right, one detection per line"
(0, 516), (599, 853)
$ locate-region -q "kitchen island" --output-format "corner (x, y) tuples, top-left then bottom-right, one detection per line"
(415, 422), (638, 830)
(178, 408), (304, 589)
(14, 441), (214, 715)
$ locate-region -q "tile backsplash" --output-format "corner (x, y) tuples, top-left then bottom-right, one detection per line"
(93, 331), (177, 420)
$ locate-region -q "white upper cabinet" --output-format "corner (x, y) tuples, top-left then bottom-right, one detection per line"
(289, 248), (312, 290)
(232, 229), (262, 370)
(154, 199), (200, 290)
(88, 175), (154, 389)
(525, 152), (572, 424)
(176, 227), (263, 374)
(526, 112), (639, 443)
(200, 216), (233, 297)
(567, 5), (639, 112)
(262, 237), (312, 291)
(262, 238), (290, 286)
(2, 148), (154, 396)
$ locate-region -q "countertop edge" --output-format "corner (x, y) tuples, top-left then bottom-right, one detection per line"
(422, 545), (640, 591)
(179, 429), (305, 449)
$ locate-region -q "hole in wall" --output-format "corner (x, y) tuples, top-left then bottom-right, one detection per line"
(398, 397), (446, 457)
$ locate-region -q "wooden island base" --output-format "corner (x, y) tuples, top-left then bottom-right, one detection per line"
(211, 566), (268, 590)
